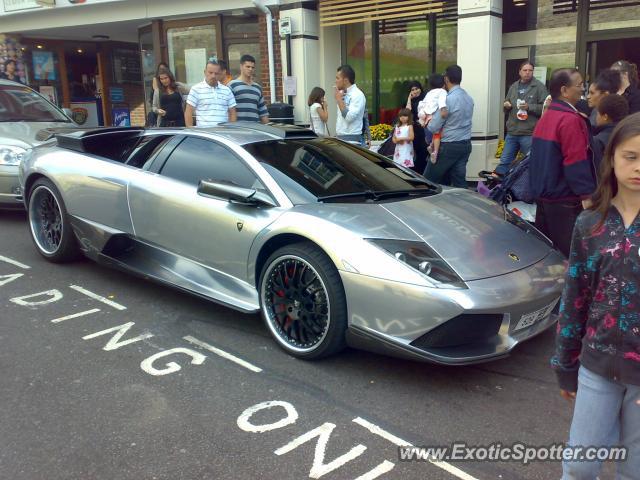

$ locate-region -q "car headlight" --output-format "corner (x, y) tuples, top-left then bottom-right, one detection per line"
(0, 146), (27, 166)
(366, 239), (466, 288)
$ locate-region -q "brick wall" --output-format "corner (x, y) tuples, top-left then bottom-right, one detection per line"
(122, 83), (146, 126)
(259, 12), (283, 104)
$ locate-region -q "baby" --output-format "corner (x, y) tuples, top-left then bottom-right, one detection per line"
(417, 74), (448, 163)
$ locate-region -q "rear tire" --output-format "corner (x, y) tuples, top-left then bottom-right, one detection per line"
(259, 242), (347, 359)
(28, 178), (78, 263)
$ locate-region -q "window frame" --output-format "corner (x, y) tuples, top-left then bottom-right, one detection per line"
(155, 134), (273, 200)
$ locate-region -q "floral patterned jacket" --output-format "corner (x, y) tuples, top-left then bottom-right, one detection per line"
(551, 207), (640, 392)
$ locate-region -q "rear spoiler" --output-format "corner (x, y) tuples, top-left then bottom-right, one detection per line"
(51, 127), (145, 154)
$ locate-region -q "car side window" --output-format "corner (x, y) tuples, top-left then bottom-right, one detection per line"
(126, 135), (173, 169)
(159, 136), (263, 190)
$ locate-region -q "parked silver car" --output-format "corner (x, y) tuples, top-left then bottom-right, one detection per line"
(0, 79), (75, 209)
(19, 124), (565, 364)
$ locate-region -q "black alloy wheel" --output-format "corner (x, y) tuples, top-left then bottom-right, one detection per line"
(260, 242), (347, 359)
(28, 178), (78, 262)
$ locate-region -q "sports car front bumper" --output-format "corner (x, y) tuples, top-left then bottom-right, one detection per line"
(0, 165), (23, 209)
(341, 250), (565, 365)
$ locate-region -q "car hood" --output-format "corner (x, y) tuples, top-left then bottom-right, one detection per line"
(296, 189), (553, 281)
(0, 121), (76, 148)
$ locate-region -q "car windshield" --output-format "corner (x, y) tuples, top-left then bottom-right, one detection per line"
(244, 138), (441, 204)
(0, 85), (71, 123)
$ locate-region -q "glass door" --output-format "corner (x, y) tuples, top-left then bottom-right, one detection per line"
(221, 17), (261, 83)
(139, 26), (155, 115)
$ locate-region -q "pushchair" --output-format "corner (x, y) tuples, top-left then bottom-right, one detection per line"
(477, 153), (536, 222)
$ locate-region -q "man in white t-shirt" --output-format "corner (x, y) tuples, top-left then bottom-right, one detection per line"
(334, 64), (366, 145)
(184, 60), (237, 127)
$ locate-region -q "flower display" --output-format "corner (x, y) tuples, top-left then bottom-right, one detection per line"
(369, 123), (393, 141)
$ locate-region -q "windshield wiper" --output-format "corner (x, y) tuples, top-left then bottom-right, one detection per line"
(318, 188), (434, 203)
(318, 190), (381, 202)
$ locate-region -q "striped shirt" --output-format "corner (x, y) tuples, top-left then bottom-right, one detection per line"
(228, 79), (268, 122)
(186, 81), (236, 127)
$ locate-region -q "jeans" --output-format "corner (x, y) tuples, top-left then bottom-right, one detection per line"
(496, 134), (532, 175)
(562, 366), (640, 479)
(534, 200), (582, 258)
(424, 140), (471, 188)
(337, 134), (365, 146)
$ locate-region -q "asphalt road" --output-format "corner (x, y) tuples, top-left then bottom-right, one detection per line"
(0, 209), (578, 480)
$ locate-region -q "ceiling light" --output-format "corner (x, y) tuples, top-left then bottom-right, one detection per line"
(36, 44), (43, 49)
(77, 49), (83, 53)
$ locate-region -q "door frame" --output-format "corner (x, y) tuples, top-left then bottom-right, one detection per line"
(575, 0), (640, 73)
(220, 15), (261, 75)
(161, 16), (224, 71)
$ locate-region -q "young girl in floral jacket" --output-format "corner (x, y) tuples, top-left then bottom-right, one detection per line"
(552, 112), (640, 479)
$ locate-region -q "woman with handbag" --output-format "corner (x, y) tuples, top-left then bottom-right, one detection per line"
(308, 87), (329, 136)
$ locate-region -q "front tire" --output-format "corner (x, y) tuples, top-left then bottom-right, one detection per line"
(259, 242), (347, 359)
(28, 178), (78, 263)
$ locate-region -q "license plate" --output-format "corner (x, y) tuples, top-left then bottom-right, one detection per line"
(513, 299), (559, 332)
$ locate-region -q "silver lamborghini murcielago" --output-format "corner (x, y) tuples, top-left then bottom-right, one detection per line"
(19, 123), (565, 364)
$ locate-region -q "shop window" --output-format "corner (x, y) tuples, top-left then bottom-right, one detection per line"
(344, 13), (457, 124)
(167, 24), (218, 85)
(378, 17), (431, 125)
(435, 17), (457, 77)
(139, 29), (155, 113)
(503, 0), (539, 33)
(227, 43), (262, 81)
(344, 22), (374, 120)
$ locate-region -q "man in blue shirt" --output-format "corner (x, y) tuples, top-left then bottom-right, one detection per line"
(427, 65), (474, 187)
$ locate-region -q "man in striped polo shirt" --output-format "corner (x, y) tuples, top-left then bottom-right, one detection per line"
(228, 55), (269, 124)
(184, 60), (237, 127)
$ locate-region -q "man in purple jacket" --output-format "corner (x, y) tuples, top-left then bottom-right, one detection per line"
(528, 68), (597, 257)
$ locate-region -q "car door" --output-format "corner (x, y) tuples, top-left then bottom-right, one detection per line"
(127, 134), (285, 301)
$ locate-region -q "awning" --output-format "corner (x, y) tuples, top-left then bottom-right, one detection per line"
(319, 0), (446, 27)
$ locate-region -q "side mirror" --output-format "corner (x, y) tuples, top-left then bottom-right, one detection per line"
(197, 180), (277, 207)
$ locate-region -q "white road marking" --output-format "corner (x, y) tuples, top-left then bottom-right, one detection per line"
(69, 285), (127, 311)
(0, 255), (30, 269)
(237, 401), (299, 433)
(275, 422), (367, 479)
(82, 322), (153, 351)
(353, 417), (411, 446)
(353, 417), (480, 480)
(183, 335), (262, 373)
(354, 460), (395, 480)
(51, 308), (101, 323)
(10, 289), (63, 306)
(0, 273), (24, 286)
(140, 347), (207, 376)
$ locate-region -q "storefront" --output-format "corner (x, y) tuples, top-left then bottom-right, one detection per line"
(313, 0), (639, 176)
(501, 0), (640, 117)
(1, 0), (638, 178)
(329, 1), (458, 124)
(0, 0), (284, 127)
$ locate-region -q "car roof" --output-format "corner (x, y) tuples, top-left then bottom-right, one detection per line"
(186, 122), (317, 145)
(53, 123), (318, 152)
(0, 79), (31, 87)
